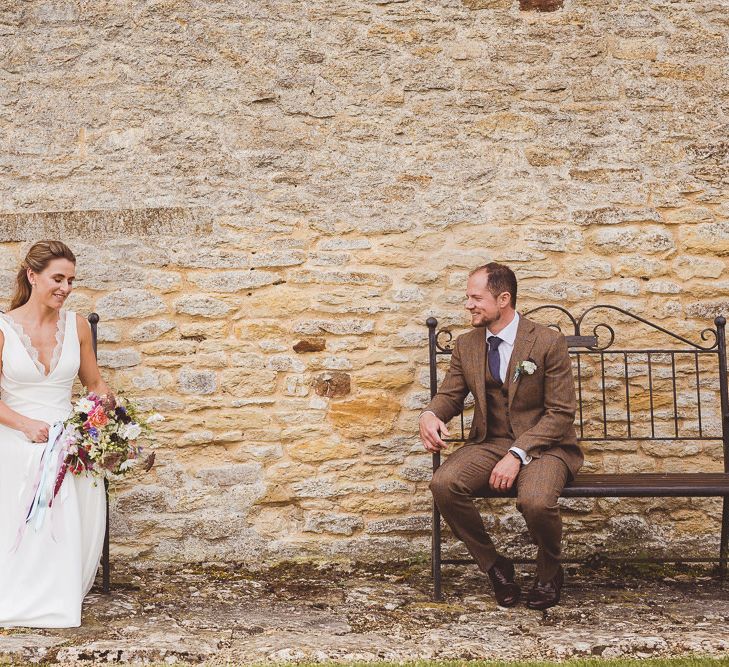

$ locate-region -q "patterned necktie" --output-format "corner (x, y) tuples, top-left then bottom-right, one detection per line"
(488, 335), (503, 385)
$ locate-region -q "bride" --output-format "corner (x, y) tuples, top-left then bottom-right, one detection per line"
(0, 240), (109, 628)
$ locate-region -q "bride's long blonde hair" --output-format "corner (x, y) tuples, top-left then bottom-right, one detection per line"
(10, 241), (76, 311)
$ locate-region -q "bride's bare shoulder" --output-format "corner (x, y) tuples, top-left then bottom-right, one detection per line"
(75, 313), (92, 340)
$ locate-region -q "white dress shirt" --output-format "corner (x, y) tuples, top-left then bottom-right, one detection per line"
(486, 312), (532, 465)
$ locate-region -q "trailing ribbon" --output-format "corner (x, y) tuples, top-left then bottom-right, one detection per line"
(13, 421), (68, 550)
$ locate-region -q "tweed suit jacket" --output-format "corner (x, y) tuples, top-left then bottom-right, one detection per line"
(425, 315), (584, 477)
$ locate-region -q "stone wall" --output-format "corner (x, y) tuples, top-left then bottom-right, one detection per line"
(0, 0), (727, 565)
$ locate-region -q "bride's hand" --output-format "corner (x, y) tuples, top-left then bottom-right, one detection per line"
(101, 393), (116, 411)
(21, 419), (50, 443)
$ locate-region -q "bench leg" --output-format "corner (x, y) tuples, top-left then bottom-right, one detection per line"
(102, 479), (110, 594)
(432, 501), (443, 601)
(721, 496), (729, 580)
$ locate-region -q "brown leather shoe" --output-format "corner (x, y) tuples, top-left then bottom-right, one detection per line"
(487, 555), (521, 607)
(526, 565), (564, 610)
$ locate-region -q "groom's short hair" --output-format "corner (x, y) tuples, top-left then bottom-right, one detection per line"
(470, 262), (517, 308)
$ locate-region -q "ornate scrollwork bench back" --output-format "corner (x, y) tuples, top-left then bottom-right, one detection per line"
(426, 305), (729, 601)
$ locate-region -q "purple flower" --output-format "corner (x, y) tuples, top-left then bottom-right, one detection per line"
(88, 427), (100, 442)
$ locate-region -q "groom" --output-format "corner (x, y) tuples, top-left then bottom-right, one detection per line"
(419, 262), (583, 609)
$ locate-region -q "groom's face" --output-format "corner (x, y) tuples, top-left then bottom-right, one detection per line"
(465, 272), (501, 328)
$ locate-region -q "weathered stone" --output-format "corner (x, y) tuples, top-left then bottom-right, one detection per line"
(682, 222), (729, 256)
(313, 372), (351, 398)
(178, 368), (217, 395)
(570, 259), (612, 280)
(365, 515), (430, 534)
(131, 320), (177, 342)
(303, 512), (363, 536)
(288, 439), (359, 463)
(0, 207), (212, 241)
(591, 227), (675, 254)
(289, 270), (391, 287)
(174, 295), (233, 317)
(293, 338), (326, 353)
(519, 0), (563, 10)
(189, 271), (282, 292)
(328, 392), (401, 439)
(96, 289), (167, 320)
(356, 367), (414, 390)
(294, 319), (374, 336)
(572, 207), (662, 226)
(146, 270), (183, 293)
(525, 227), (583, 252)
(97, 349), (142, 369)
(673, 256), (724, 280)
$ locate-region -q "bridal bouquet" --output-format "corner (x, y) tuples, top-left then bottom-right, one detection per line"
(59, 392), (160, 484)
(19, 392), (161, 537)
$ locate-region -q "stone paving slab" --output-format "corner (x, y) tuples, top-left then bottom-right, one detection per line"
(1, 561), (728, 664)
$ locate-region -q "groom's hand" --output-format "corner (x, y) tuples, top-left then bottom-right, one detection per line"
(419, 412), (450, 453)
(489, 453), (520, 492)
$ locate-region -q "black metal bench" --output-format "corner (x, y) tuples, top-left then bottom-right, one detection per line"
(88, 313), (111, 594)
(426, 305), (729, 600)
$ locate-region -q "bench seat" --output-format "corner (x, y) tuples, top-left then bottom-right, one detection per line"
(476, 472), (729, 498)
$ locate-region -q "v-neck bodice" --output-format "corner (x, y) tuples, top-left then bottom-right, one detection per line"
(0, 311), (79, 423)
(0, 312), (67, 377)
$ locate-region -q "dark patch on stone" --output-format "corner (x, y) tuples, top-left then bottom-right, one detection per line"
(519, 0), (563, 10)
(294, 338), (326, 353)
(0, 207), (213, 241)
(313, 372), (351, 397)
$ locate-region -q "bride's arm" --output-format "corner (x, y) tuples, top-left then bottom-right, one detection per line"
(0, 331), (50, 442)
(77, 314), (112, 399)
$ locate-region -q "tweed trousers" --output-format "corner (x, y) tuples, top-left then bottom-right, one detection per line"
(430, 440), (570, 582)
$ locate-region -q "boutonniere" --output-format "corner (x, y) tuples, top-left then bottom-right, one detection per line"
(512, 359), (537, 383)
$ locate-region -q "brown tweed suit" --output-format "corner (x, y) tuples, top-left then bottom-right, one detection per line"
(426, 316), (583, 581)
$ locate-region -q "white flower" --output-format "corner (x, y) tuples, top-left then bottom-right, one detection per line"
(512, 360), (538, 382)
(522, 360), (537, 375)
(147, 413), (165, 424)
(75, 398), (95, 414)
(122, 423), (143, 440)
(119, 459), (137, 472)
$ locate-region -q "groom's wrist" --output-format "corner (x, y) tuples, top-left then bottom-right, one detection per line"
(508, 446), (532, 465)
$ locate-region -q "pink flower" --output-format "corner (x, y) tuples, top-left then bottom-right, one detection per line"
(87, 405), (109, 428)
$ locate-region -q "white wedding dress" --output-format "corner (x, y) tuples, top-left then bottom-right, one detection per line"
(0, 311), (105, 628)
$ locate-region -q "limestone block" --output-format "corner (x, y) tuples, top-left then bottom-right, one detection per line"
(294, 319), (374, 336)
(365, 515), (430, 534)
(524, 227), (583, 252)
(591, 227), (675, 254)
(146, 270), (183, 293)
(673, 256), (724, 280)
(293, 338), (326, 353)
(97, 349), (142, 369)
(328, 392), (401, 439)
(616, 256), (669, 279)
(189, 271), (281, 292)
(288, 439), (359, 463)
(178, 368), (217, 395)
(131, 320), (177, 342)
(313, 372), (351, 398)
(569, 258), (612, 280)
(96, 323), (122, 343)
(681, 222), (729, 256)
(289, 270), (391, 286)
(220, 368), (277, 397)
(303, 512), (363, 536)
(174, 295), (233, 317)
(96, 289), (167, 320)
(356, 366), (414, 390)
